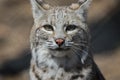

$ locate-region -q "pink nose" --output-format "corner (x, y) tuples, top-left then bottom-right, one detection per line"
(55, 38), (64, 46)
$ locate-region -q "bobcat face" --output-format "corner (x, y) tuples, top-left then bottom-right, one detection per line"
(30, 0), (91, 57)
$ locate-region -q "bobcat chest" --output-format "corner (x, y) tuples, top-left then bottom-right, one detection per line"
(30, 59), (92, 80)
(30, 43), (91, 80)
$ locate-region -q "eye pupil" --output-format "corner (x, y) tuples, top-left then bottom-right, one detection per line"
(66, 25), (77, 31)
(43, 24), (53, 31)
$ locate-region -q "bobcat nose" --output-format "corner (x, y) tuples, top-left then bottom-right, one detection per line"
(55, 38), (64, 46)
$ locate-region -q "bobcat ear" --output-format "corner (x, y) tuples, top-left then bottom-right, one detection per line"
(69, 0), (92, 12)
(30, 0), (51, 21)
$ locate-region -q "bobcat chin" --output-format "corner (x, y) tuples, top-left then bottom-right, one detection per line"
(30, 0), (105, 80)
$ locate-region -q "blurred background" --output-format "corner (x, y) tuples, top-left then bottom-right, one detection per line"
(0, 0), (120, 80)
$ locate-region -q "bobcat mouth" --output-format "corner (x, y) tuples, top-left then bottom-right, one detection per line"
(49, 47), (70, 51)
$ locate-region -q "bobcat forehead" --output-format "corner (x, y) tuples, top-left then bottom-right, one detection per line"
(36, 7), (88, 31)
(49, 7), (69, 25)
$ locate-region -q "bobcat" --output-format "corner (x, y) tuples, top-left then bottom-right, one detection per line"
(30, 0), (105, 80)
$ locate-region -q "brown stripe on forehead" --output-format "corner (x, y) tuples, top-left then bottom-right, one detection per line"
(52, 7), (68, 25)
(56, 7), (67, 18)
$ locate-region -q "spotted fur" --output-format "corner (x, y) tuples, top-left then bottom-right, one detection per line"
(30, 0), (105, 80)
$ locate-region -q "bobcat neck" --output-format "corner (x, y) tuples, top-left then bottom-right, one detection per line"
(30, 45), (92, 80)
(32, 45), (90, 67)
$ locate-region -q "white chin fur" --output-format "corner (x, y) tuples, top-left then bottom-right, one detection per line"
(50, 51), (68, 57)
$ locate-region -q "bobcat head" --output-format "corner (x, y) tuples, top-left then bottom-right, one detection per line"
(30, 0), (92, 57)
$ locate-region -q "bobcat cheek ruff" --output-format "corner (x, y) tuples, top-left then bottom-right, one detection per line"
(30, 0), (105, 80)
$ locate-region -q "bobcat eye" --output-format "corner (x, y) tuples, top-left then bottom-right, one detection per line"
(66, 25), (77, 31)
(43, 24), (54, 31)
